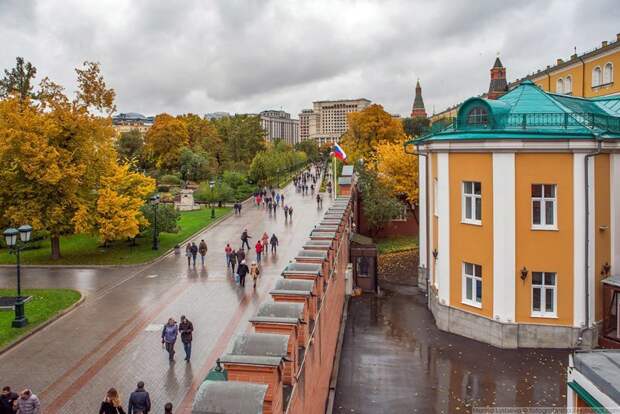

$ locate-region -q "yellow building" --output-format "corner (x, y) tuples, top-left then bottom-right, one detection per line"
(409, 80), (620, 349)
(515, 33), (620, 98)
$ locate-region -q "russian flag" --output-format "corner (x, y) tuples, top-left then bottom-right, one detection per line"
(332, 143), (347, 162)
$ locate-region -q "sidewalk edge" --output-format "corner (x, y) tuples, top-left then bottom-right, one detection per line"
(0, 290), (86, 357)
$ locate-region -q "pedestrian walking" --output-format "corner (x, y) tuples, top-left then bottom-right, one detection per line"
(190, 242), (198, 266)
(99, 387), (126, 414)
(1, 386), (18, 414)
(236, 248), (246, 263)
(261, 232), (269, 249)
(229, 248), (237, 273)
(250, 261), (260, 288)
(288, 206), (293, 220)
(316, 193), (321, 208)
(311, 184), (314, 194)
(161, 318), (178, 361)
(237, 202), (242, 215)
(164, 402), (173, 414)
(198, 240), (208, 266)
(270, 234), (279, 254)
(185, 243), (192, 266)
(237, 260), (249, 287)
(225, 243), (233, 267)
(240, 229), (251, 250)
(275, 193), (280, 205)
(127, 381), (151, 414)
(281, 194), (284, 205)
(255, 240), (263, 264)
(14, 390), (40, 414)
(179, 315), (194, 362)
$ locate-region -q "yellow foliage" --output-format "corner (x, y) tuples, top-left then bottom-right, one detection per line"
(375, 138), (419, 208)
(144, 114), (190, 170)
(340, 104), (405, 165)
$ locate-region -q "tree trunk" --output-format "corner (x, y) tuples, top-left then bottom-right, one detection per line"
(50, 235), (61, 260)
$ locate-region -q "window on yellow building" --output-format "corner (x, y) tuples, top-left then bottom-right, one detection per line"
(463, 262), (482, 307)
(565, 76), (572, 94)
(532, 272), (556, 317)
(556, 78), (564, 94)
(462, 181), (482, 224)
(592, 67), (602, 87)
(604, 63), (614, 84)
(532, 184), (557, 230)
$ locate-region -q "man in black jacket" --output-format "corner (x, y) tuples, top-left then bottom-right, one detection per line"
(0, 386), (18, 414)
(237, 260), (249, 287)
(179, 315), (194, 362)
(240, 229), (251, 250)
(128, 381), (151, 414)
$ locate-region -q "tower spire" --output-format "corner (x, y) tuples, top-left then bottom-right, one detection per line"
(411, 79), (427, 118)
(488, 56), (508, 99)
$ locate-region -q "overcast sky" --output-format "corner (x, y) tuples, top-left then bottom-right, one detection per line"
(1, 0), (619, 118)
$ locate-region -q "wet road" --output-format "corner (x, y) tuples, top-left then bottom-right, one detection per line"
(334, 287), (569, 414)
(0, 171), (330, 413)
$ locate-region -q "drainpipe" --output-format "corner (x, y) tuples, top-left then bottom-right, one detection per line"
(407, 143), (431, 306)
(580, 137), (603, 346)
(578, 56), (586, 97)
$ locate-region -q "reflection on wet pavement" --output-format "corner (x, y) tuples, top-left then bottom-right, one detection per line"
(334, 288), (569, 414)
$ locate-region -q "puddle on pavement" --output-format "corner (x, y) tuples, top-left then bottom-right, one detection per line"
(334, 288), (569, 414)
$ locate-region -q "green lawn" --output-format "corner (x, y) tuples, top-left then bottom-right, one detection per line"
(0, 207), (231, 266)
(0, 289), (81, 349)
(376, 236), (419, 255)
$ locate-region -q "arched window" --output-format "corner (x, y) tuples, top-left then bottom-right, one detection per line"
(604, 63), (613, 84)
(564, 76), (572, 94)
(592, 66), (602, 87)
(466, 106), (488, 126)
(556, 78), (564, 94)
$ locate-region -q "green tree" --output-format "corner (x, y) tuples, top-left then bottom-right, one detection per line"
(295, 139), (320, 161)
(179, 147), (213, 182)
(140, 203), (181, 235)
(402, 116), (430, 138)
(194, 181), (234, 204)
(213, 114), (266, 169)
(357, 166), (402, 236)
(0, 57), (37, 100)
(115, 129), (144, 163)
(177, 113), (224, 170)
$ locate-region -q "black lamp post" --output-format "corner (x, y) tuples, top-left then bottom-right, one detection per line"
(276, 168), (280, 188)
(209, 180), (216, 219)
(4, 224), (32, 328)
(150, 194), (160, 250)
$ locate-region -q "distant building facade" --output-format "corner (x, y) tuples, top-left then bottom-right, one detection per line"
(112, 112), (154, 134)
(259, 110), (300, 146)
(299, 109), (313, 141)
(300, 98), (371, 146)
(204, 112), (231, 121)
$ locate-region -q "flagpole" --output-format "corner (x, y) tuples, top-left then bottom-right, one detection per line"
(333, 154), (337, 198)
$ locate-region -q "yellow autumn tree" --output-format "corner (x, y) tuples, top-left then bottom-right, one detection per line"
(144, 114), (190, 171)
(340, 104), (404, 165)
(376, 138), (419, 218)
(92, 163), (156, 245)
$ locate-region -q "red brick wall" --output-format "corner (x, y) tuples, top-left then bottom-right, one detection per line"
(253, 323), (299, 385)
(224, 364), (283, 414)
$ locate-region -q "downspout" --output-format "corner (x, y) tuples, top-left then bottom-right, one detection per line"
(580, 137), (603, 346)
(407, 142), (430, 305)
(578, 55), (586, 97)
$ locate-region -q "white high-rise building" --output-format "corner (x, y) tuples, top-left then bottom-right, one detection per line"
(299, 98), (371, 146)
(259, 110), (300, 146)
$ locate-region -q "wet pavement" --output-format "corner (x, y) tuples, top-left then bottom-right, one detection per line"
(0, 170), (331, 413)
(334, 287), (569, 414)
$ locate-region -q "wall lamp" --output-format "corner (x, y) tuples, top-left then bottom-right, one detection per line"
(520, 267), (529, 281)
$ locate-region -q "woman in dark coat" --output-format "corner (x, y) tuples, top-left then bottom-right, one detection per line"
(99, 388), (126, 414)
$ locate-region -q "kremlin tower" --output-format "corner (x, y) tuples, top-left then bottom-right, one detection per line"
(411, 79), (427, 118)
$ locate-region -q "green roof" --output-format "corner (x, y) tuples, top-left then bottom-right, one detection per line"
(412, 80), (620, 144)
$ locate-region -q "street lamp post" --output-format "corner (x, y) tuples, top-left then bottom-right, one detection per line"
(276, 168), (280, 188)
(150, 194), (160, 250)
(209, 180), (216, 219)
(4, 224), (33, 328)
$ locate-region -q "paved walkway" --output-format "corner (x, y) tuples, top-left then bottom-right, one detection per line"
(0, 174), (330, 413)
(334, 286), (570, 414)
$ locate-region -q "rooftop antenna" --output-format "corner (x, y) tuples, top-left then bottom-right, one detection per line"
(574, 46), (577, 55)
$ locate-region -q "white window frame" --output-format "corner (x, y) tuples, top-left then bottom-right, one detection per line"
(592, 66), (602, 87)
(556, 78), (564, 94)
(603, 62), (614, 85)
(531, 271), (557, 318)
(564, 76), (572, 94)
(462, 181), (482, 225)
(462, 262), (482, 308)
(433, 177), (439, 217)
(531, 184), (557, 230)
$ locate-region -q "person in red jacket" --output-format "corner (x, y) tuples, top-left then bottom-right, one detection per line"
(255, 240), (264, 264)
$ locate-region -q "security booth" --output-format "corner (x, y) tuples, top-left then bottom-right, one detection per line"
(350, 233), (378, 293)
(600, 275), (620, 348)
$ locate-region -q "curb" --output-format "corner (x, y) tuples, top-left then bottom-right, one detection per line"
(0, 205), (240, 270)
(0, 290), (86, 357)
(326, 295), (350, 414)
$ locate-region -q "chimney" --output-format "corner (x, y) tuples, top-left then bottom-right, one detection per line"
(571, 53), (578, 60)
(557, 58), (564, 65)
(602, 40), (608, 47)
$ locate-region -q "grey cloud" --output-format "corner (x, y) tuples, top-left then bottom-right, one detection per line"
(0, 0), (617, 117)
